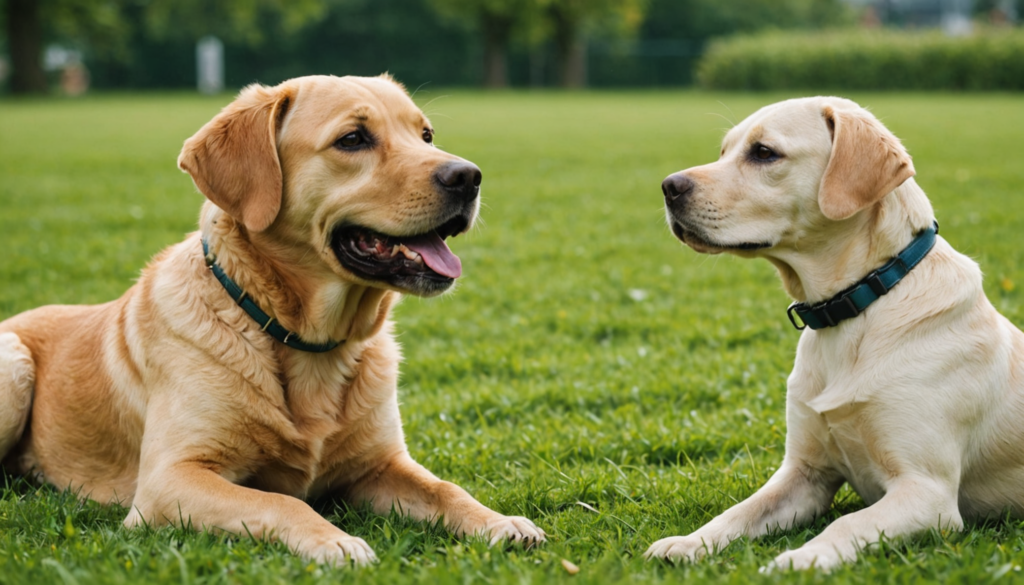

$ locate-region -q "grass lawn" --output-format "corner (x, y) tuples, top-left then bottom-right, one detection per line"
(1, 88), (1024, 584)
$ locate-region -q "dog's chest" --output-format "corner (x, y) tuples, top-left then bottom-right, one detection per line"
(790, 360), (892, 504)
(242, 407), (340, 497)
(813, 409), (889, 504)
(242, 350), (391, 499)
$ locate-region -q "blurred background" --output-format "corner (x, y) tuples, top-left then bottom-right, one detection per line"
(1, 0), (1021, 95)
(2, 3), (1024, 581)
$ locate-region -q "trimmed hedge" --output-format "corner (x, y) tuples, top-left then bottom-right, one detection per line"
(697, 28), (1024, 90)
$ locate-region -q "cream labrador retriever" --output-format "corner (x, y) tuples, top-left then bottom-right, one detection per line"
(645, 96), (1024, 571)
(0, 74), (543, 565)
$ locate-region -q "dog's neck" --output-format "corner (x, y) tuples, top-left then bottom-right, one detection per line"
(766, 179), (935, 305)
(199, 204), (396, 347)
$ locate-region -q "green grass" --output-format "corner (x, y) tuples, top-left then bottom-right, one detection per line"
(2, 89), (1024, 584)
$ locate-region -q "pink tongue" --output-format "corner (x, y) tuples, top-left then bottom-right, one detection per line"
(404, 232), (462, 279)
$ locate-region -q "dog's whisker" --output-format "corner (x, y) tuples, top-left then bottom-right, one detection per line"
(410, 81), (432, 99)
(716, 101), (738, 127)
(705, 111), (736, 129)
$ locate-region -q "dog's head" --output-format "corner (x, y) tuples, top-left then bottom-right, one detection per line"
(178, 74), (479, 297)
(662, 97), (916, 256)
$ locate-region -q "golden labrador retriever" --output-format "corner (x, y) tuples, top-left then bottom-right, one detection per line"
(0, 74), (544, 565)
(646, 96), (1024, 570)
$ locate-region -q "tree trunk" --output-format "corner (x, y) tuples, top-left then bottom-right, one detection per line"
(481, 12), (511, 89)
(6, 0), (49, 94)
(560, 36), (586, 88)
(528, 46), (545, 87)
(552, 9), (586, 89)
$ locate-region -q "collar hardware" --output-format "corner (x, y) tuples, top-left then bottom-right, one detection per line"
(864, 271), (889, 296)
(201, 239), (343, 353)
(787, 304), (807, 330)
(787, 221), (939, 331)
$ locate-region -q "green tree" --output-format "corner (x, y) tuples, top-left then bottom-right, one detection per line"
(641, 0), (853, 41)
(619, 0), (852, 86)
(5, 0), (48, 93)
(143, 0), (331, 46)
(429, 0), (546, 88)
(1, 0), (331, 94)
(545, 0), (647, 88)
(3, 0), (130, 94)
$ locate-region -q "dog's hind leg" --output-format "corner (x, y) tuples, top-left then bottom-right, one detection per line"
(0, 332), (34, 458)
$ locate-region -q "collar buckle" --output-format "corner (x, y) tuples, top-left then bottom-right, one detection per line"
(837, 291), (860, 320)
(787, 303), (808, 330)
(864, 269), (889, 296)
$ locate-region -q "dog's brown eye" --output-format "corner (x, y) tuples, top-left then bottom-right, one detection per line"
(422, 128), (433, 144)
(754, 145), (777, 160)
(335, 132), (363, 149)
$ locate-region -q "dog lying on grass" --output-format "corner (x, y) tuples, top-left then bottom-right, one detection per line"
(646, 96), (1024, 571)
(0, 74), (543, 565)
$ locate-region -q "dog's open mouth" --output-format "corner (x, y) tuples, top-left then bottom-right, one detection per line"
(671, 220), (772, 253)
(331, 214), (470, 291)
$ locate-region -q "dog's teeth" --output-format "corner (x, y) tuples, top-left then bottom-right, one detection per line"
(405, 250), (421, 260)
(394, 244), (422, 263)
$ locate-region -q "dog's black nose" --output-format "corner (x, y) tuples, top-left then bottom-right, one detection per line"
(662, 173), (694, 203)
(435, 161), (482, 204)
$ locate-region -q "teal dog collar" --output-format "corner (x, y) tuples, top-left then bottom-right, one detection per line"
(202, 240), (343, 352)
(788, 221), (939, 331)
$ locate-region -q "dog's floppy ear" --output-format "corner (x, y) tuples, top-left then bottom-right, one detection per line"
(178, 83), (294, 232)
(818, 104), (915, 221)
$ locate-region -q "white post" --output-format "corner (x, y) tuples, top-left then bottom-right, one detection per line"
(196, 36), (224, 94)
(941, 0), (974, 36)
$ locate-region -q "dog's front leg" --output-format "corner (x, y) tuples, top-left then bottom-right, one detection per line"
(349, 451), (546, 545)
(126, 463), (377, 566)
(645, 460), (842, 563)
(766, 474), (962, 572)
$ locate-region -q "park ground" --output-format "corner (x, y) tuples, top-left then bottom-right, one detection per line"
(1, 89), (1024, 584)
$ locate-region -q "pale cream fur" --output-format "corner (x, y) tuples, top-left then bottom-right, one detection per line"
(0, 74), (543, 566)
(646, 96), (1024, 571)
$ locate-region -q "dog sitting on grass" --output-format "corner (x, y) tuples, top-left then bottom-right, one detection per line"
(0, 74), (543, 565)
(646, 96), (1024, 571)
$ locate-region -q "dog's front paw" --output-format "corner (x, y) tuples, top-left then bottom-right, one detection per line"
(644, 535), (712, 563)
(479, 515), (546, 547)
(302, 534), (378, 567)
(763, 545), (842, 573)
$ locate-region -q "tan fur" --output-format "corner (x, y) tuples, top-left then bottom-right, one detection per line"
(0, 74), (543, 565)
(818, 104), (916, 221)
(648, 96), (1024, 571)
(178, 84), (294, 233)
(0, 333), (33, 458)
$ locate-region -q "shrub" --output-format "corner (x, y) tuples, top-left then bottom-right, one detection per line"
(697, 28), (1024, 91)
